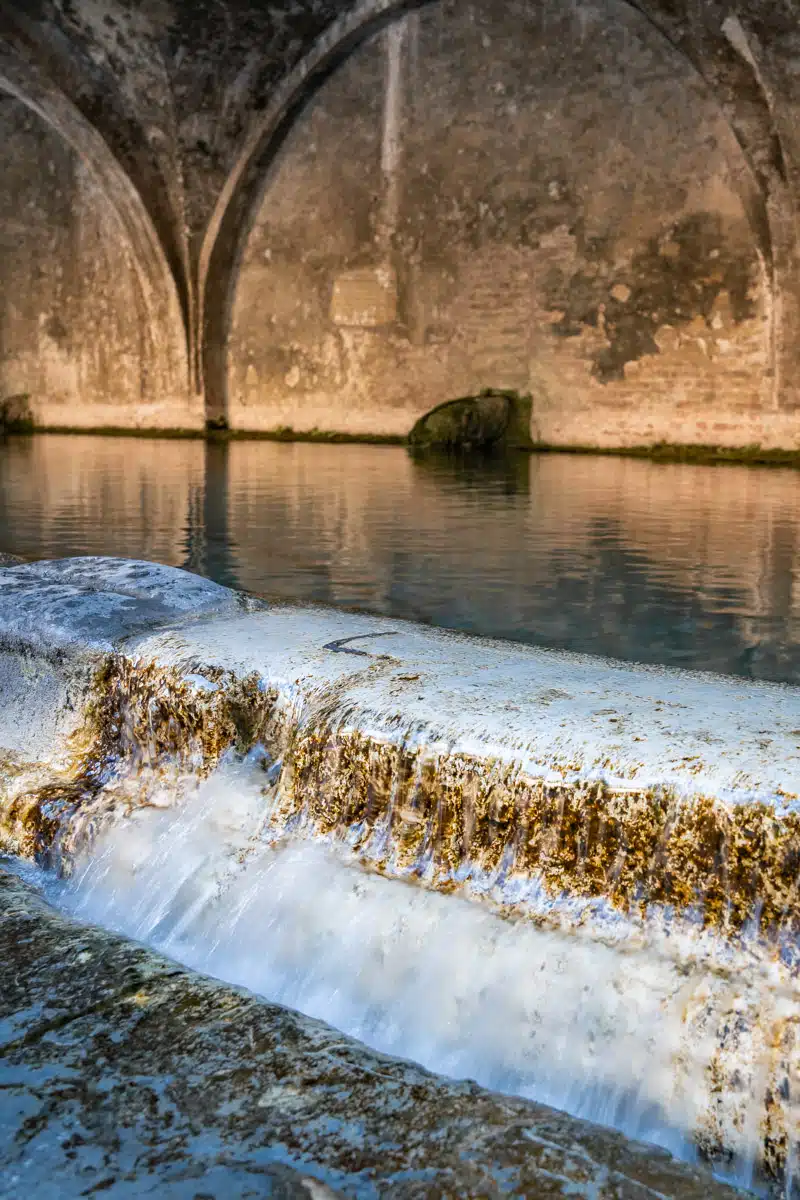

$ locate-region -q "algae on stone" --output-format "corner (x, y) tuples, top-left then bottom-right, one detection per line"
(408, 390), (533, 451)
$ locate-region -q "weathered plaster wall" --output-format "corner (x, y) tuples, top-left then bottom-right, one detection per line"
(0, 96), (198, 429)
(229, 0), (775, 446)
(0, 0), (798, 443)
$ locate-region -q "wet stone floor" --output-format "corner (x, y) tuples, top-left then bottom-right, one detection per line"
(0, 870), (751, 1199)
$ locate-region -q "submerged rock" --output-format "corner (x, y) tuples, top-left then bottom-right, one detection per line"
(409, 391), (527, 450)
(0, 394), (32, 436)
(0, 868), (748, 1199)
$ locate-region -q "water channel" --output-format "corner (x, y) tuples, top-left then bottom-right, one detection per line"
(2, 433), (800, 683)
(6, 434), (800, 1194)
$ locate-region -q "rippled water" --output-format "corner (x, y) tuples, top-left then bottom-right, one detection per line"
(2, 433), (800, 681)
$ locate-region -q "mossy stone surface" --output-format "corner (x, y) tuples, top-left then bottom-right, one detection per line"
(409, 391), (533, 451)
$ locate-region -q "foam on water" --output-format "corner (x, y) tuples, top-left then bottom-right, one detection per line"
(37, 750), (790, 1195)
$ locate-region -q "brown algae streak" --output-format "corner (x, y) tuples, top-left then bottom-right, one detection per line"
(5, 657), (800, 948)
(282, 725), (800, 946)
(0, 656), (277, 870)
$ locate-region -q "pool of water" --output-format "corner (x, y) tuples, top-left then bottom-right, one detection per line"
(3, 433), (800, 683)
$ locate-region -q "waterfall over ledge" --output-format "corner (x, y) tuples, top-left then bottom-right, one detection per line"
(2, 555), (798, 1197)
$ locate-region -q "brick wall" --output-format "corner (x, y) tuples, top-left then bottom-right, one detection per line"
(229, 0), (783, 447)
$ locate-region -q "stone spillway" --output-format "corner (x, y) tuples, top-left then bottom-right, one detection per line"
(2, 556), (800, 1195)
(0, 868), (744, 1199)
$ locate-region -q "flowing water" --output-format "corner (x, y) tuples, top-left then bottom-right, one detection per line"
(2, 433), (800, 682)
(11, 723), (792, 1198)
(19, 750), (760, 1192)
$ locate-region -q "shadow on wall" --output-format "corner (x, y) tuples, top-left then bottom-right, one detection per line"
(408, 390), (533, 452)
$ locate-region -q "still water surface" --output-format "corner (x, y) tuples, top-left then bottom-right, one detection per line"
(2, 433), (800, 683)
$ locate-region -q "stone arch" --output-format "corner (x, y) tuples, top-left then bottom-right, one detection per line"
(0, 42), (194, 424)
(200, 0), (790, 428)
(625, 3), (795, 409)
(199, 0), (437, 426)
(0, 0), (195, 387)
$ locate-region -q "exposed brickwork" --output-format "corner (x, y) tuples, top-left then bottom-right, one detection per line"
(0, 0), (799, 442)
(229, 2), (778, 445)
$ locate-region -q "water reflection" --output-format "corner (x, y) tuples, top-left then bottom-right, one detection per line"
(2, 433), (800, 682)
